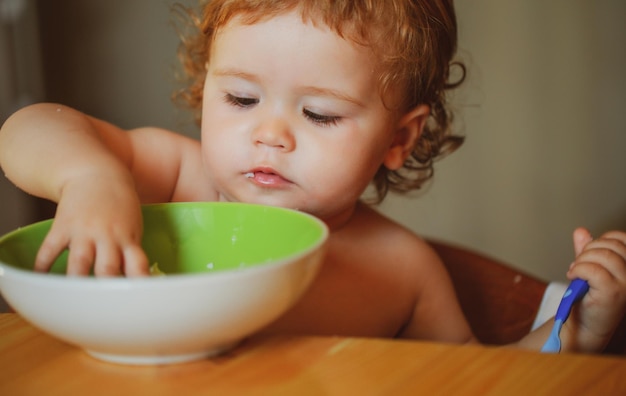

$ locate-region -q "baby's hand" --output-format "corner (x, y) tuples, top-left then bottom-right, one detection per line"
(34, 177), (149, 277)
(565, 227), (626, 352)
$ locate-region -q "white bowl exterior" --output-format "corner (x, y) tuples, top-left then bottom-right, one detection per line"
(0, 244), (325, 363)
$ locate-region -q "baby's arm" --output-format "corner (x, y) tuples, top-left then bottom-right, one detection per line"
(517, 228), (626, 353)
(0, 103), (196, 276)
(398, 239), (476, 344)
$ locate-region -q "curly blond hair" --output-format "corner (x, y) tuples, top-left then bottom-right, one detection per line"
(174, 0), (465, 203)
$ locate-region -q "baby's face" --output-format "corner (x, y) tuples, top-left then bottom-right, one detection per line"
(201, 11), (399, 226)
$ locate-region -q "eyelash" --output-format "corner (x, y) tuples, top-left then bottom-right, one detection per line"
(223, 93), (258, 108)
(302, 108), (341, 127)
(223, 94), (342, 127)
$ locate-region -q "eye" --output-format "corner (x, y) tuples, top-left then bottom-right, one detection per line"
(303, 108), (341, 127)
(223, 93), (259, 108)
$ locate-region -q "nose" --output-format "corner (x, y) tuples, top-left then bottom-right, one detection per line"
(252, 117), (295, 152)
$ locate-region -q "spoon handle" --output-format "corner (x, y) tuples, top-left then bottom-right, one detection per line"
(555, 278), (589, 323)
(541, 278), (589, 353)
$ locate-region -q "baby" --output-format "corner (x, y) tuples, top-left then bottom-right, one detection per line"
(1, 0), (625, 353)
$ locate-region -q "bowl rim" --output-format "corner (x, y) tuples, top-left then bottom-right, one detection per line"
(0, 202), (329, 286)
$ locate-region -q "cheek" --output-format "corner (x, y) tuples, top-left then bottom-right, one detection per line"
(201, 100), (241, 149)
(306, 121), (393, 192)
(200, 124), (236, 174)
(309, 143), (384, 200)
(200, 136), (218, 180)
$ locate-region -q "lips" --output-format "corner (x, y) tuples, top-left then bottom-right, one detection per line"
(244, 167), (293, 187)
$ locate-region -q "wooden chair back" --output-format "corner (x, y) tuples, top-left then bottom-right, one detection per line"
(428, 239), (546, 345)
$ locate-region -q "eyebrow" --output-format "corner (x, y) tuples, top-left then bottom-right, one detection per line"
(213, 68), (260, 83)
(301, 86), (365, 108)
(212, 68), (365, 108)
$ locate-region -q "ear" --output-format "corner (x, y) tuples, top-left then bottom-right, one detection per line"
(383, 105), (430, 170)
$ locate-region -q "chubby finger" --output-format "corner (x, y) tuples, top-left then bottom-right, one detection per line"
(573, 227), (593, 256)
(66, 240), (96, 276)
(122, 245), (150, 277)
(568, 259), (626, 309)
(93, 241), (123, 277)
(35, 231), (69, 273)
(596, 230), (626, 255)
(569, 244), (626, 284)
(579, 237), (626, 267)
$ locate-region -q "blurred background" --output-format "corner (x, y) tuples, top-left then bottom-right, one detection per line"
(1, 0), (625, 282)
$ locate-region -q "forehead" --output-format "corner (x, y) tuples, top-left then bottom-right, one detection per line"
(209, 5), (367, 47)
(205, 8), (402, 110)
(210, 11), (379, 78)
(207, 12), (398, 116)
(210, 12), (377, 85)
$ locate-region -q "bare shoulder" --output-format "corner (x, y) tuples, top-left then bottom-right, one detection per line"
(332, 202), (451, 314)
(339, 203), (442, 271)
(340, 203), (474, 342)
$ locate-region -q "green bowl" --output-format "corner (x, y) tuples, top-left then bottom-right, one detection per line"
(0, 202), (328, 364)
(1, 202), (327, 276)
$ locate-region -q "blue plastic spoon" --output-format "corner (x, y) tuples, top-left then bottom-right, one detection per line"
(541, 278), (590, 353)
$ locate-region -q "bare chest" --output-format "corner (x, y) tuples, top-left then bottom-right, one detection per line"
(258, 245), (417, 338)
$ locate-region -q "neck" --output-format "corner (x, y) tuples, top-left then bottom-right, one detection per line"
(320, 202), (361, 232)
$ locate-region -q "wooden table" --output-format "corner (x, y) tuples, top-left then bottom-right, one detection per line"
(1, 314), (625, 395)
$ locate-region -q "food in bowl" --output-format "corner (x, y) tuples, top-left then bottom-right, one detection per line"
(149, 262), (165, 276)
(0, 202), (328, 365)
